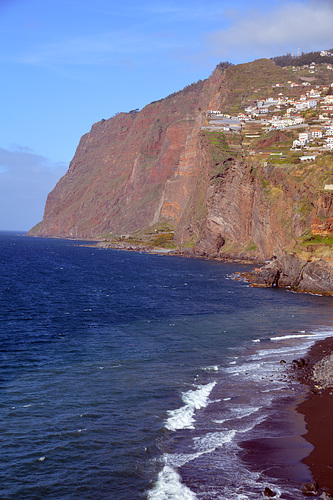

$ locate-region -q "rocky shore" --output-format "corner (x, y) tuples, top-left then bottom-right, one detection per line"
(291, 336), (333, 497)
(94, 239), (264, 263)
(244, 253), (333, 296)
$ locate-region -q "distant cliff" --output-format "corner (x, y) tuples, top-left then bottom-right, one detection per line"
(29, 58), (333, 294)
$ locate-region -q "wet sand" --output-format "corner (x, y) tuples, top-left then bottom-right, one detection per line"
(239, 393), (314, 496)
(296, 336), (333, 496)
(239, 336), (333, 498)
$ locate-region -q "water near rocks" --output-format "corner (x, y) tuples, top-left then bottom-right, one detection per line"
(1, 231), (333, 499)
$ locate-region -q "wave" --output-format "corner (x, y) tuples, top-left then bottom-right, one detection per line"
(270, 333), (314, 341)
(147, 465), (197, 500)
(165, 382), (216, 431)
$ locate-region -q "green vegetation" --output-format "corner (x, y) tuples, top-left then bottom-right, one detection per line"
(297, 198), (314, 217)
(203, 130), (240, 178)
(225, 59), (290, 90)
(300, 233), (333, 247)
(98, 221), (177, 249)
(244, 240), (258, 252)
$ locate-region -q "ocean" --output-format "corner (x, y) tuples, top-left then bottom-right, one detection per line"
(1, 231), (333, 499)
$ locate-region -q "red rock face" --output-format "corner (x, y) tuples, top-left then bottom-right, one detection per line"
(311, 217), (333, 236)
(29, 72), (224, 239)
(28, 59), (333, 266)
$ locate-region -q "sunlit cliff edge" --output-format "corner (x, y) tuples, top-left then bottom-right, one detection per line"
(28, 57), (333, 294)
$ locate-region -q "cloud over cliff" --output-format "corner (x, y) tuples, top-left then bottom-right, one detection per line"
(206, 0), (333, 62)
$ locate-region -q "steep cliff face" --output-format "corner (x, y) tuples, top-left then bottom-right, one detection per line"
(29, 59), (291, 240)
(30, 70), (226, 238)
(192, 153), (333, 260)
(29, 58), (333, 292)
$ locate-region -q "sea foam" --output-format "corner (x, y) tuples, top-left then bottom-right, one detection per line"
(147, 465), (197, 500)
(165, 382), (216, 431)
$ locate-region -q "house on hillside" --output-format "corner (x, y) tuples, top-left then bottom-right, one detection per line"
(293, 132), (309, 148)
(312, 129), (323, 139)
(300, 155), (317, 161)
(300, 132), (309, 143)
(324, 96), (333, 105)
(307, 100), (317, 109)
(309, 89), (321, 98)
(265, 98), (279, 106)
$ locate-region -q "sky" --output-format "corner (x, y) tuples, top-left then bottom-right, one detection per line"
(1, 0), (333, 231)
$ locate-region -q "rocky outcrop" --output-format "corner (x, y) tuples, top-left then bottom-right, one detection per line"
(311, 216), (333, 236)
(246, 254), (333, 295)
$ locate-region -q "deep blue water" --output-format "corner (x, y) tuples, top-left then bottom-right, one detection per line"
(1, 232), (333, 499)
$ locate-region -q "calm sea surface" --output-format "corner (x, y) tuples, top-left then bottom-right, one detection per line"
(1, 231), (333, 499)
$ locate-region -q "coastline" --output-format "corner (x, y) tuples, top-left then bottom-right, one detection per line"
(294, 336), (333, 497)
(28, 233), (333, 296)
(7, 232), (333, 497)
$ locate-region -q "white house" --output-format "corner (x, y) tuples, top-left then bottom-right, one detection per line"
(293, 116), (305, 125)
(299, 132), (309, 145)
(300, 155), (317, 161)
(312, 129), (323, 139)
(307, 100), (317, 109)
(309, 89), (321, 98)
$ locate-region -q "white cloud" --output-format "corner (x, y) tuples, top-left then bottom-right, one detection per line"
(205, 0), (333, 62)
(0, 146), (67, 230)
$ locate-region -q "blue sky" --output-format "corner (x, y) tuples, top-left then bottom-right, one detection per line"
(1, 0), (333, 230)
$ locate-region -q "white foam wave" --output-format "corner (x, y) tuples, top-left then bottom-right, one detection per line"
(147, 465), (197, 500)
(202, 365), (219, 371)
(164, 449), (214, 468)
(213, 406), (260, 425)
(165, 382), (216, 431)
(193, 430), (236, 451)
(270, 333), (313, 341)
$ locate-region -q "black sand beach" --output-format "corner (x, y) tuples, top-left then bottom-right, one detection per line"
(296, 336), (333, 496)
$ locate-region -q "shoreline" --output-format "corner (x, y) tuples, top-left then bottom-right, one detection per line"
(293, 336), (333, 497)
(92, 239), (263, 265)
(237, 334), (333, 498)
(27, 233), (333, 296)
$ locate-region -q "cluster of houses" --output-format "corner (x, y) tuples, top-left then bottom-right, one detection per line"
(239, 87), (333, 125)
(292, 61), (333, 73)
(204, 73), (333, 159)
(292, 126), (333, 151)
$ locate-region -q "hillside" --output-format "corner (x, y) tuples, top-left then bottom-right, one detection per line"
(29, 57), (333, 294)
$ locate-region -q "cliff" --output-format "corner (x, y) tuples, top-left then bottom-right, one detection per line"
(28, 58), (333, 294)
